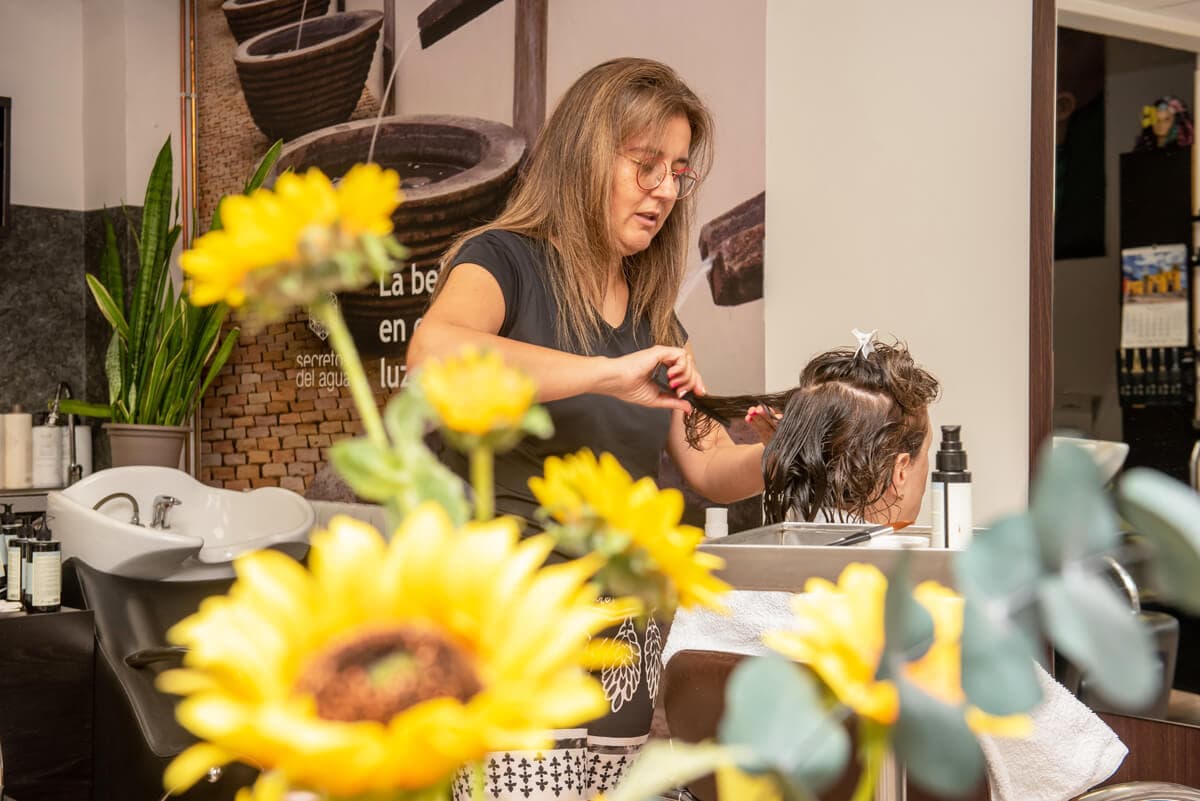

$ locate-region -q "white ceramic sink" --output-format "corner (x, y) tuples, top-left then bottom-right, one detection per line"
(47, 466), (315, 580)
(1052, 435), (1130, 484)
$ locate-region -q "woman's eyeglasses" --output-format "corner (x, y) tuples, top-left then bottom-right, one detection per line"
(621, 153), (700, 199)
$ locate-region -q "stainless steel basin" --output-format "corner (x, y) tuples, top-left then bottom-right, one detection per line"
(701, 521), (962, 592)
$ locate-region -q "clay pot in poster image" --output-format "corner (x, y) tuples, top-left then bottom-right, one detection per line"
(234, 10), (383, 142)
(271, 115), (526, 358)
(221, 0), (332, 44)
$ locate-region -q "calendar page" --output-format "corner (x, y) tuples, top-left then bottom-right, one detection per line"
(1120, 244), (1190, 348)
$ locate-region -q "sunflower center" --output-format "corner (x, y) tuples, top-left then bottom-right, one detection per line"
(297, 626), (481, 724)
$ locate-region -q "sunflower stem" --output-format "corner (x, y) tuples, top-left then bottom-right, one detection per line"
(471, 444), (494, 522)
(471, 762), (485, 801)
(849, 719), (889, 801)
(313, 300), (386, 449)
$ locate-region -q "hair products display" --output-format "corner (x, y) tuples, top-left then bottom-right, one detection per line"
(28, 516), (61, 613)
(704, 506), (728, 538)
(4, 523), (21, 604)
(2, 406), (31, 489)
(930, 425), (973, 549)
(0, 505), (17, 598)
(31, 418), (63, 488)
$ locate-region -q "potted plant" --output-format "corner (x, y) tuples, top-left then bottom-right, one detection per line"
(63, 137), (278, 468)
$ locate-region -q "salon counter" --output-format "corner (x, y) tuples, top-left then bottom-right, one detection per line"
(0, 608), (93, 801)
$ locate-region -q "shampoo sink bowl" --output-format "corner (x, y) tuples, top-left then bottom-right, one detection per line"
(48, 466), (315, 580)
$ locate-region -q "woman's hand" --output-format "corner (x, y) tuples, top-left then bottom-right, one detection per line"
(598, 345), (701, 412)
(745, 404), (782, 443)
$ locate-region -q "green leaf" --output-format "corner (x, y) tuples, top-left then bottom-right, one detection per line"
(960, 597), (1042, 715)
(719, 655), (850, 793)
(105, 331), (123, 411)
(1030, 440), (1119, 569)
(1039, 571), (1158, 711)
(521, 404), (554, 440)
(57, 399), (112, 419)
(878, 551), (934, 679)
(329, 437), (470, 527)
(98, 213), (124, 315)
(893, 678), (985, 797)
(85, 274), (131, 342)
(244, 139), (282, 193)
(195, 327), (239, 415)
(955, 514), (1043, 598)
(605, 740), (751, 801)
(1117, 467), (1200, 613)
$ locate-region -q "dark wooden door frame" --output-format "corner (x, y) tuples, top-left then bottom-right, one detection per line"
(1030, 0), (1055, 471)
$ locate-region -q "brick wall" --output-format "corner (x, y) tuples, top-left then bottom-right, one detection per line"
(199, 312), (388, 491)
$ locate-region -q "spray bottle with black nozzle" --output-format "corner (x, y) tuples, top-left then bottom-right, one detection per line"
(929, 425), (973, 549)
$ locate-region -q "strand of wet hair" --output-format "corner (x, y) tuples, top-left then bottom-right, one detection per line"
(682, 390), (796, 448)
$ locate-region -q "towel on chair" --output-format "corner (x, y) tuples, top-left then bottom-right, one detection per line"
(979, 663), (1127, 801)
(662, 590), (794, 666)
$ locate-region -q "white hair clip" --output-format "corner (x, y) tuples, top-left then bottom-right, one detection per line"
(852, 328), (877, 359)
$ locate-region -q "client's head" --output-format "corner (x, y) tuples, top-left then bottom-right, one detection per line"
(763, 340), (940, 525)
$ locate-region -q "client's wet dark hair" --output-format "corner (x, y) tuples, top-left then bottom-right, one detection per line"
(684, 340), (939, 523)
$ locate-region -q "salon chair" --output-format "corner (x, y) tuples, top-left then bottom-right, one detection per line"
(64, 559), (259, 801)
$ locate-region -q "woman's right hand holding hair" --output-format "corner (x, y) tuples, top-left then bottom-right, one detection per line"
(596, 345), (699, 413)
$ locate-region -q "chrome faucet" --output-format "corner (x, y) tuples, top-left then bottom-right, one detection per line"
(93, 492), (140, 526)
(49, 382), (83, 486)
(150, 495), (182, 529)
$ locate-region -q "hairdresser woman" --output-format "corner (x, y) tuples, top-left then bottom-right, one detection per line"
(406, 58), (764, 797)
(407, 58), (763, 525)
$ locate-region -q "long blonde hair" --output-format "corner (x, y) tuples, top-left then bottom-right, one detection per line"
(433, 57), (714, 353)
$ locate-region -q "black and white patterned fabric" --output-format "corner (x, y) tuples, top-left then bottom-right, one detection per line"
(455, 611), (664, 800)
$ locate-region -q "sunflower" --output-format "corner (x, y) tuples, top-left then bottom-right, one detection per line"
(419, 346), (540, 443)
(182, 164), (402, 320)
(764, 563), (900, 724)
(765, 564), (1032, 736)
(159, 504), (629, 799)
(529, 448), (731, 615)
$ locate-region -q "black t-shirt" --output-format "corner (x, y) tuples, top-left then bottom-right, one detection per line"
(440, 229), (675, 527)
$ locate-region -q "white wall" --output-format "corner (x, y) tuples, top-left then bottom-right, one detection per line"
(2, 0), (178, 211)
(0, 0), (86, 210)
(83, 0), (127, 209)
(122, 0), (181, 203)
(765, 0), (1034, 524)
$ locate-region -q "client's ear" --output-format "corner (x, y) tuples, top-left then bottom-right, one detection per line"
(891, 452), (913, 494)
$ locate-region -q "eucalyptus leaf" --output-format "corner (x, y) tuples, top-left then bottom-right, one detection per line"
(955, 514), (1042, 599)
(1039, 571), (1158, 711)
(1116, 467), (1200, 613)
(718, 655), (849, 793)
(1029, 440), (1119, 569)
(878, 551), (934, 680)
(893, 678), (985, 797)
(605, 740), (751, 801)
(960, 597), (1042, 715)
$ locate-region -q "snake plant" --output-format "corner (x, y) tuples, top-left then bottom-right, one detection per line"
(63, 137), (280, 425)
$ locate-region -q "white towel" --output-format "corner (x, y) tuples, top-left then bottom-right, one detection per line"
(661, 590), (794, 666)
(978, 663), (1127, 801)
(661, 591), (1128, 801)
